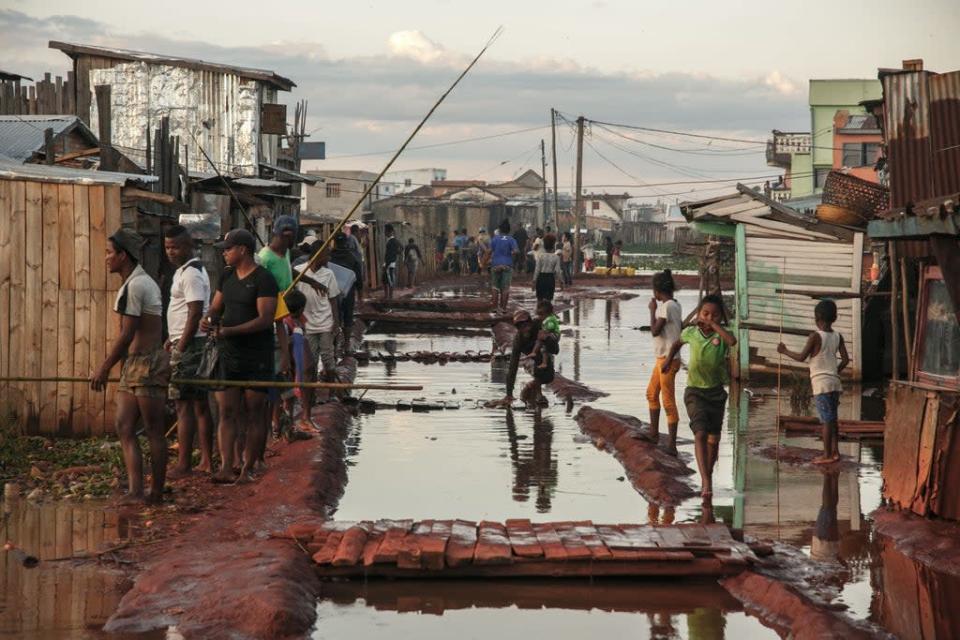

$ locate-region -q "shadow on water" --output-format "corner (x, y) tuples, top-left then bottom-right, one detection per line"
(0, 497), (162, 639)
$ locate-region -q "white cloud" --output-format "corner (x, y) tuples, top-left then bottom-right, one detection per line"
(387, 30), (447, 64)
(764, 70), (799, 96)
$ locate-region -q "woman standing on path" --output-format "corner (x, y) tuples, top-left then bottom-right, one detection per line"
(533, 234), (564, 301)
(560, 232), (574, 285)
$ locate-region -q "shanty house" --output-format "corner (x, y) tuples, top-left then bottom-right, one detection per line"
(864, 60), (960, 522)
(0, 160), (159, 436)
(49, 41), (296, 177)
(681, 184), (865, 381)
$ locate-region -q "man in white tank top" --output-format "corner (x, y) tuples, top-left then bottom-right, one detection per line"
(777, 299), (850, 464)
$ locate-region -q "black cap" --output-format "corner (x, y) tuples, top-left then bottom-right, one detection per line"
(109, 228), (145, 259)
(216, 229), (256, 253)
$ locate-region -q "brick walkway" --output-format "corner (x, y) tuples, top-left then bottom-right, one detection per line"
(287, 519), (757, 579)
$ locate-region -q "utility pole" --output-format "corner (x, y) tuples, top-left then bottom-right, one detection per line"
(550, 109), (559, 235)
(573, 115), (585, 276)
(540, 138), (549, 227)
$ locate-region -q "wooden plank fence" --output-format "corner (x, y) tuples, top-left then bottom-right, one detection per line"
(0, 177), (122, 435)
(0, 73), (76, 116)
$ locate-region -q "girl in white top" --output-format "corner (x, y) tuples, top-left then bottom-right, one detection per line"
(777, 299), (850, 464)
(646, 269), (683, 455)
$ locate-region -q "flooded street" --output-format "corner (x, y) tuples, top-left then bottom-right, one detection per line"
(2, 287), (957, 639)
(315, 285), (958, 639)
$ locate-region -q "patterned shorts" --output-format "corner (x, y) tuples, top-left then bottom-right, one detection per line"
(118, 349), (170, 399)
(168, 337), (208, 401)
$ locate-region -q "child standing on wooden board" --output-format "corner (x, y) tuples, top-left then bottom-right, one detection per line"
(663, 294), (737, 498)
(646, 270), (683, 455)
(777, 299), (850, 464)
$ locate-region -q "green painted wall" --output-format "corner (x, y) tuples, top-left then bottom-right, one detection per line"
(808, 79), (883, 188)
(790, 153), (814, 198)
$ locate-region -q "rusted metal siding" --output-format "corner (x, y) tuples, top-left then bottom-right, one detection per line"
(883, 382), (960, 521)
(930, 71), (960, 198)
(882, 69), (960, 208)
(882, 71), (934, 207)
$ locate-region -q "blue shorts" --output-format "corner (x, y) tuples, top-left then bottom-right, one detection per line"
(814, 391), (840, 424)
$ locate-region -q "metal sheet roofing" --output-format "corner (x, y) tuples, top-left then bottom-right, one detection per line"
(0, 115), (92, 162)
(49, 41), (295, 91)
(0, 159), (157, 186)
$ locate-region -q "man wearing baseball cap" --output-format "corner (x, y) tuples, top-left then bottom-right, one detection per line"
(91, 228), (169, 504)
(203, 228), (279, 483)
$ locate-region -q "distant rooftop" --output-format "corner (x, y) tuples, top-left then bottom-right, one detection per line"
(49, 41), (295, 91)
(0, 115), (96, 162)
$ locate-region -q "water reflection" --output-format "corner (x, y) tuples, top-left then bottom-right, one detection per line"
(0, 497), (142, 639)
(504, 410), (557, 513)
(811, 470), (841, 565)
(316, 580), (773, 639)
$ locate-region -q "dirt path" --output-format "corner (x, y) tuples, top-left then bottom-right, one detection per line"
(104, 401), (352, 639)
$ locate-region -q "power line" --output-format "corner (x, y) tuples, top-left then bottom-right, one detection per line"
(324, 124), (551, 159)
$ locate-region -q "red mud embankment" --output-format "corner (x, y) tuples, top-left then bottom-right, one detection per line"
(104, 400), (353, 639)
(722, 571), (874, 639)
(871, 508), (960, 577)
(575, 407), (696, 505)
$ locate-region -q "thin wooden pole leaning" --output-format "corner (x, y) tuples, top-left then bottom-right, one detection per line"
(274, 26), (504, 319)
(775, 257), (785, 540)
(0, 377), (423, 392)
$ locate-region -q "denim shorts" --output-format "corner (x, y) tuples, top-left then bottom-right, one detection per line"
(814, 391), (840, 424)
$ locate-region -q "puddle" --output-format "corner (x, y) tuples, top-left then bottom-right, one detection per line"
(315, 580), (775, 639)
(0, 498), (160, 639)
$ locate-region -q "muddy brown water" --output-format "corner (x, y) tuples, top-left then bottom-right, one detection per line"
(2, 286), (959, 638)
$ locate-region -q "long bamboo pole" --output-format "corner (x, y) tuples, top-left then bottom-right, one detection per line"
(274, 26), (504, 319)
(0, 377), (423, 391)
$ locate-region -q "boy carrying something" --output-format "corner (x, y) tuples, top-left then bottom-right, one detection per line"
(279, 290), (315, 437)
(532, 299), (560, 370)
(663, 295), (737, 498)
(777, 299), (850, 464)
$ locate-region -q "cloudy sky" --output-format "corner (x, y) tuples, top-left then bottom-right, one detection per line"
(2, 0), (958, 201)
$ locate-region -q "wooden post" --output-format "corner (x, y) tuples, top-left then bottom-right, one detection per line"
(550, 109), (560, 234)
(900, 257), (913, 379)
(44, 128), (55, 165)
(573, 116), (585, 274)
(94, 85), (114, 172)
(540, 139), (548, 227)
(889, 242), (899, 381)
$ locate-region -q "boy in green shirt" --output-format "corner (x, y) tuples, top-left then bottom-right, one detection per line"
(662, 294), (737, 498)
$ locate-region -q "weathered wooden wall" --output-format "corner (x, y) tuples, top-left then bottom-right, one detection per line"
(0, 177), (122, 435)
(739, 230), (863, 379)
(0, 73), (76, 116)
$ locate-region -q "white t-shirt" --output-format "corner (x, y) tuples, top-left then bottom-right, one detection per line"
(653, 299), (683, 359)
(167, 258), (211, 342)
(114, 264), (162, 318)
(295, 263), (340, 333)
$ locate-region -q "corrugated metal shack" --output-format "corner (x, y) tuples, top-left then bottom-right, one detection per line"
(0, 161), (159, 436)
(867, 59), (960, 522)
(681, 184), (864, 381)
(48, 41), (295, 176)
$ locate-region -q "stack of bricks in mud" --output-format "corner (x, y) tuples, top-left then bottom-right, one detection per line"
(285, 519), (757, 578)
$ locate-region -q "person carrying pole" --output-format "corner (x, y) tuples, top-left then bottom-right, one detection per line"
(91, 228), (170, 504)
